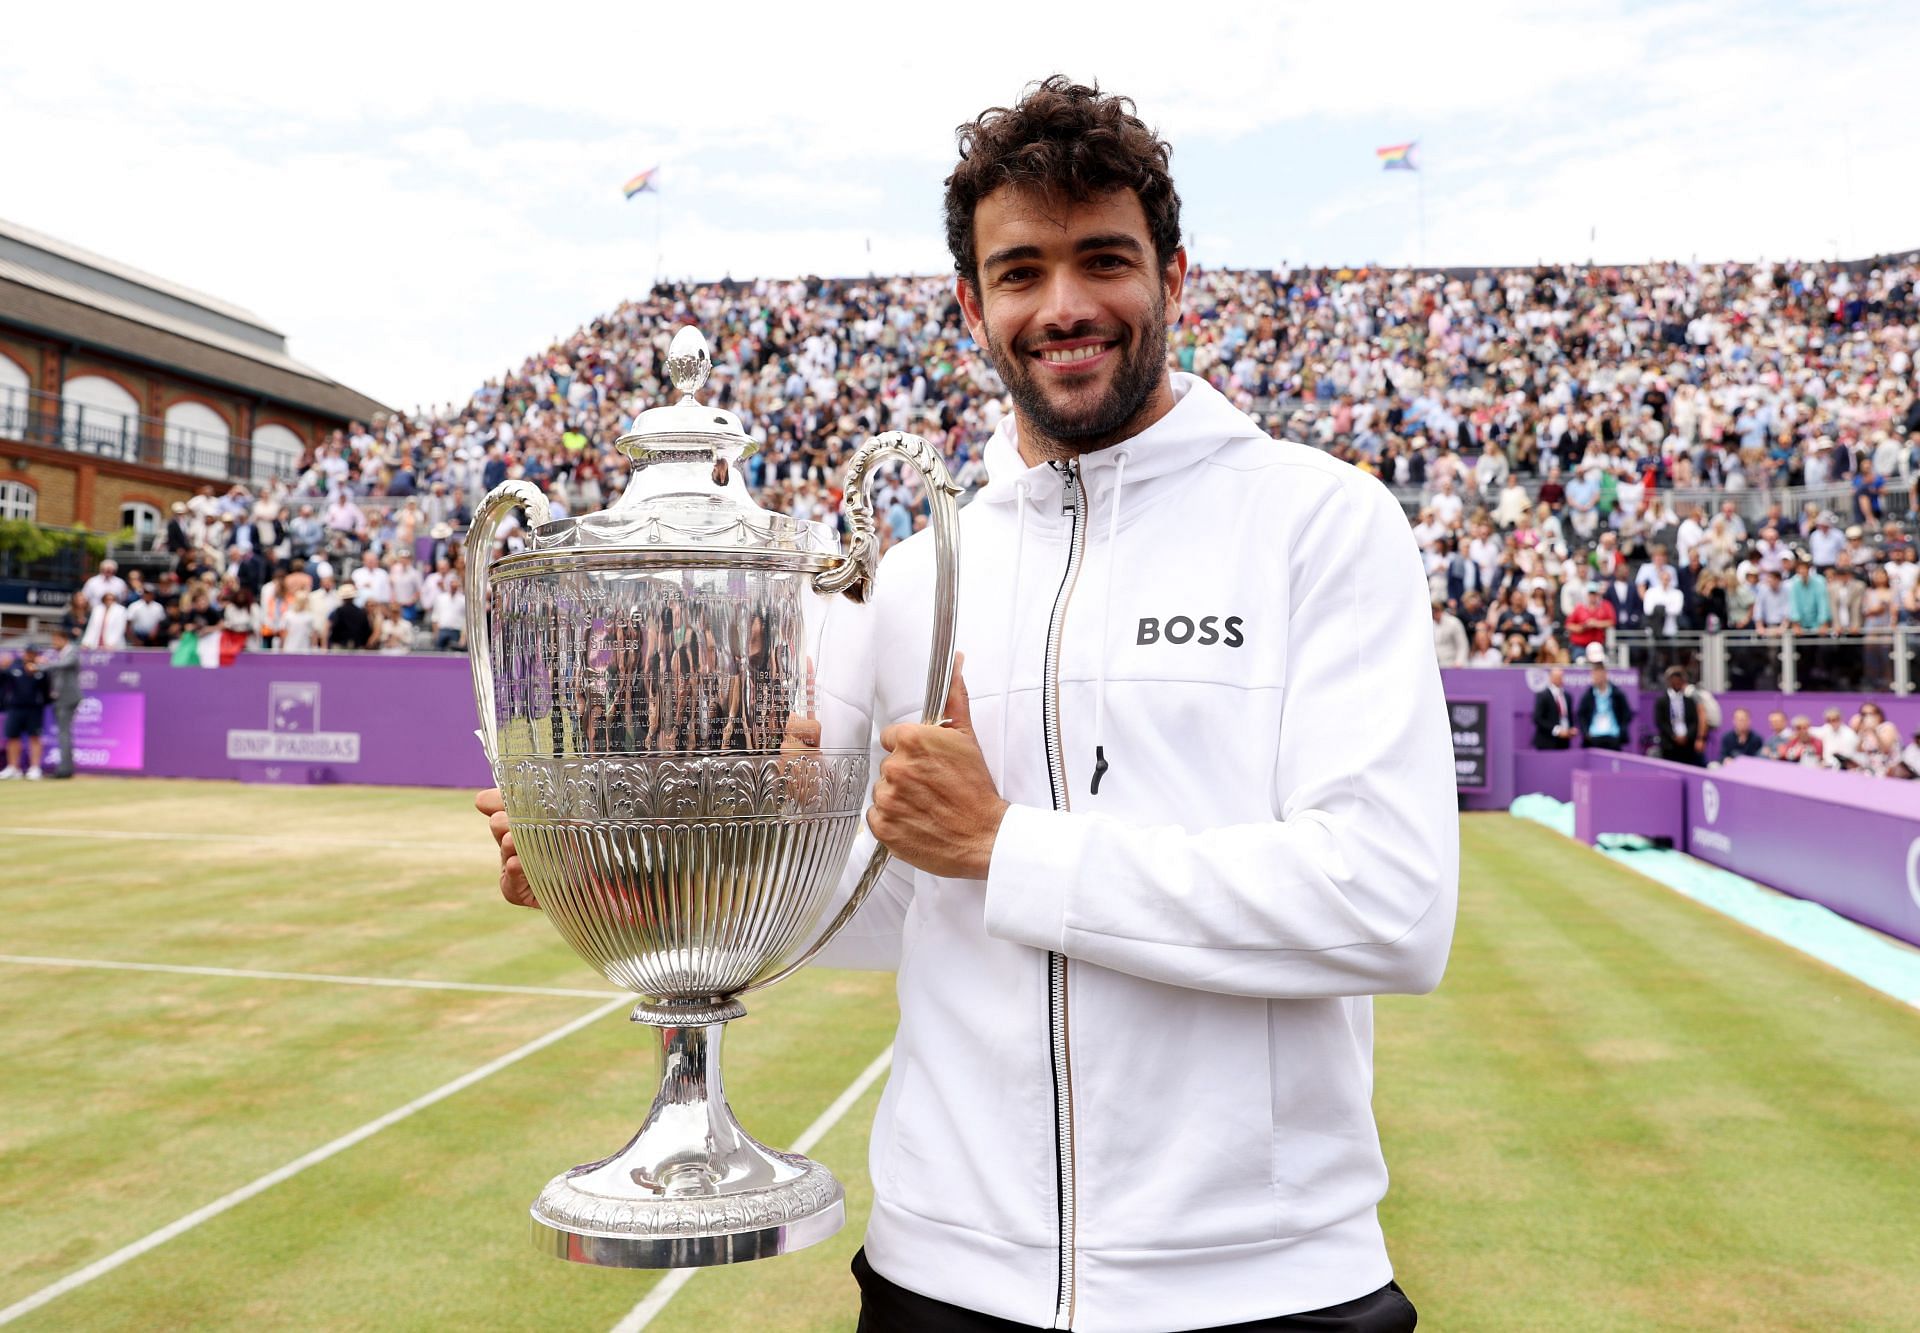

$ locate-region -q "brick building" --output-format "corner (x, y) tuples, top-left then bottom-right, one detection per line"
(0, 215), (387, 562)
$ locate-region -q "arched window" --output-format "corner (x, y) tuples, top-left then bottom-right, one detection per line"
(120, 501), (163, 546)
(163, 401), (232, 479)
(62, 374), (141, 462)
(0, 480), (36, 521)
(251, 423), (305, 483)
(0, 353), (29, 441)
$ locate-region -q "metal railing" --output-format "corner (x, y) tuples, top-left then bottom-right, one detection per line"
(0, 384), (298, 486)
(1607, 628), (1916, 694)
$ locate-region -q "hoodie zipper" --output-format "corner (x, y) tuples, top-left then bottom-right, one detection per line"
(1041, 458), (1086, 1329)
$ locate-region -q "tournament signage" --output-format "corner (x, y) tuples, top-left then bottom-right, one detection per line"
(1449, 699), (1489, 791)
(0, 579), (74, 610)
(39, 691), (145, 771)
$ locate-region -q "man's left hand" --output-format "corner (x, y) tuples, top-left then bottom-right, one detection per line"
(870, 655), (1008, 881)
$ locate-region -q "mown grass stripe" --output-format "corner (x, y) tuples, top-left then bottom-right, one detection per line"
(0, 826), (479, 852)
(0, 953), (620, 999)
(0, 996), (629, 1328)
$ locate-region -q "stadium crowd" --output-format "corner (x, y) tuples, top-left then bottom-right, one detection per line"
(58, 256), (1920, 682)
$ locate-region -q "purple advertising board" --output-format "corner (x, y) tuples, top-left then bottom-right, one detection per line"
(1581, 751), (1920, 949)
(40, 650), (492, 788)
(39, 691), (146, 772)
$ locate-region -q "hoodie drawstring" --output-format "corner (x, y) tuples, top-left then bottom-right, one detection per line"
(998, 480), (1030, 790)
(1089, 450), (1129, 795)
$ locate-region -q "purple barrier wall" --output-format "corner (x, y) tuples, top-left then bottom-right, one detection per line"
(1443, 666), (1920, 809)
(1579, 751), (1920, 949)
(44, 650), (491, 789)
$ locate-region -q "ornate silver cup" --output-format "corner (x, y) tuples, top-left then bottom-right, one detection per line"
(466, 327), (959, 1268)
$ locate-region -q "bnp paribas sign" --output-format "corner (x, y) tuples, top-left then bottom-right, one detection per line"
(225, 682), (362, 763)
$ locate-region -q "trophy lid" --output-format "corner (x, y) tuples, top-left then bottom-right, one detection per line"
(615, 325), (758, 461)
(513, 326), (838, 566)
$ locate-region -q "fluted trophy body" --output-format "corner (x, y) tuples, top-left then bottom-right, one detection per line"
(466, 327), (960, 1268)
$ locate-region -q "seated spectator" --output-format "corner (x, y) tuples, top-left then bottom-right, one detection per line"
(1812, 706), (1859, 769)
(1718, 707), (1766, 761)
(1759, 709), (1793, 759)
(1778, 715), (1824, 765)
(126, 586), (170, 647)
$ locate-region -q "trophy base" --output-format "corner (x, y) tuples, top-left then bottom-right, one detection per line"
(529, 1001), (846, 1268)
(530, 1157), (845, 1268)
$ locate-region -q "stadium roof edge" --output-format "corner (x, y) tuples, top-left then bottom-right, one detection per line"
(0, 215), (284, 338)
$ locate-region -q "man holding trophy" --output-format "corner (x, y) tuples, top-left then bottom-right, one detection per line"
(476, 77), (1454, 1333)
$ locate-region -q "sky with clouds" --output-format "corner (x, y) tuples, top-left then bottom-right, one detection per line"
(3, 0), (1914, 413)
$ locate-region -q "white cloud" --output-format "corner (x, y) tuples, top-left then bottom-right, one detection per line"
(0, 0), (1913, 411)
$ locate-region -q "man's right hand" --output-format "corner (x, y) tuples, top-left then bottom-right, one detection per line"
(476, 787), (537, 908)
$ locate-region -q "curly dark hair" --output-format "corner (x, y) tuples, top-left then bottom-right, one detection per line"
(944, 75), (1182, 289)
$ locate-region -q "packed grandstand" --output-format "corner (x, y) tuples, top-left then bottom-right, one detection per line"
(40, 256), (1920, 763)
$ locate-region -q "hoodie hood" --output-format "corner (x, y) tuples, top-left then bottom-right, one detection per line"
(975, 372), (1265, 511)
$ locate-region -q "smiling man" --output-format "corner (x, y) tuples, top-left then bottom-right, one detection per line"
(486, 76), (1455, 1333)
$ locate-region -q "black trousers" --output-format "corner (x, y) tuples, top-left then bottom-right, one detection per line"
(852, 1249), (1416, 1333)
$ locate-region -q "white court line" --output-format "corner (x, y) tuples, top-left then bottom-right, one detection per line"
(0, 825), (480, 853)
(0, 994), (630, 1328)
(609, 1044), (895, 1333)
(0, 954), (619, 1000)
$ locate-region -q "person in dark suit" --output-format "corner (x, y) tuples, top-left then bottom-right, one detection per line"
(1655, 665), (1707, 765)
(1576, 660), (1634, 750)
(1532, 666), (1576, 749)
(1604, 570), (1646, 632)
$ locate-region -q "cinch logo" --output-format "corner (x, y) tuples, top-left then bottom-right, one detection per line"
(1136, 615), (1245, 648)
(1702, 780), (1720, 825)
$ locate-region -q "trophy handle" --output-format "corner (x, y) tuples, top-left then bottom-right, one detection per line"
(465, 480), (552, 773)
(746, 431), (962, 994)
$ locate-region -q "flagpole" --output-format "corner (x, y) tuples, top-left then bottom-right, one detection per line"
(1416, 169), (1426, 270)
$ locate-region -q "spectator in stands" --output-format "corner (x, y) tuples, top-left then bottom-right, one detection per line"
(328, 584), (373, 651)
(1719, 707), (1766, 761)
(289, 503), (324, 561)
(352, 549), (393, 634)
(1432, 597), (1468, 667)
(1576, 661), (1632, 751)
(83, 589), (128, 650)
(1755, 568), (1793, 634)
(1759, 709), (1793, 759)
(1779, 715), (1824, 765)
(1566, 583), (1616, 655)
(282, 591), (318, 654)
(429, 572), (467, 651)
(1848, 702), (1900, 774)
(1655, 665), (1708, 765)
(1466, 622), (1502, 667)
(126, 585), (168, 647)
(1812, 706), (1860, 769)
(1642, 565), (1685, 636)
(390, 551), (424, 628)
(80, 559), (129, 609)
(1531, 666), (1575, 749)
(1787, 554), (1832, 634)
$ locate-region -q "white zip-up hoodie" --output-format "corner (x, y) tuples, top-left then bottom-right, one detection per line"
(812, 372), (1458, 1332)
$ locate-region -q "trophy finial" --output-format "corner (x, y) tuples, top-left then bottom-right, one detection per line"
(665, 326), (712, 398)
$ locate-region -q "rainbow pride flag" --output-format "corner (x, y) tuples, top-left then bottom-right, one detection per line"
(1375, 142), (1417, 171)
(622, 167), (659, 199)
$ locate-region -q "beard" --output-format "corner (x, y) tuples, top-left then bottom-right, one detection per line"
(982, 292), (1168, 453)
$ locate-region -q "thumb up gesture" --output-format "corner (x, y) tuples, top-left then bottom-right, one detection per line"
(871, 653), (1009, 880)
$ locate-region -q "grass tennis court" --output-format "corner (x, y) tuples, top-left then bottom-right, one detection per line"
(3, 782), (1917, 1331)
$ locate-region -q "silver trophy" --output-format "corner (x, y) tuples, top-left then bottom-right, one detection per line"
(466, 326), (959, 1268)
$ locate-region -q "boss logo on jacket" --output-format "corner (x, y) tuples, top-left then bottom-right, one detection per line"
(1135, 614), (1245, 647)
